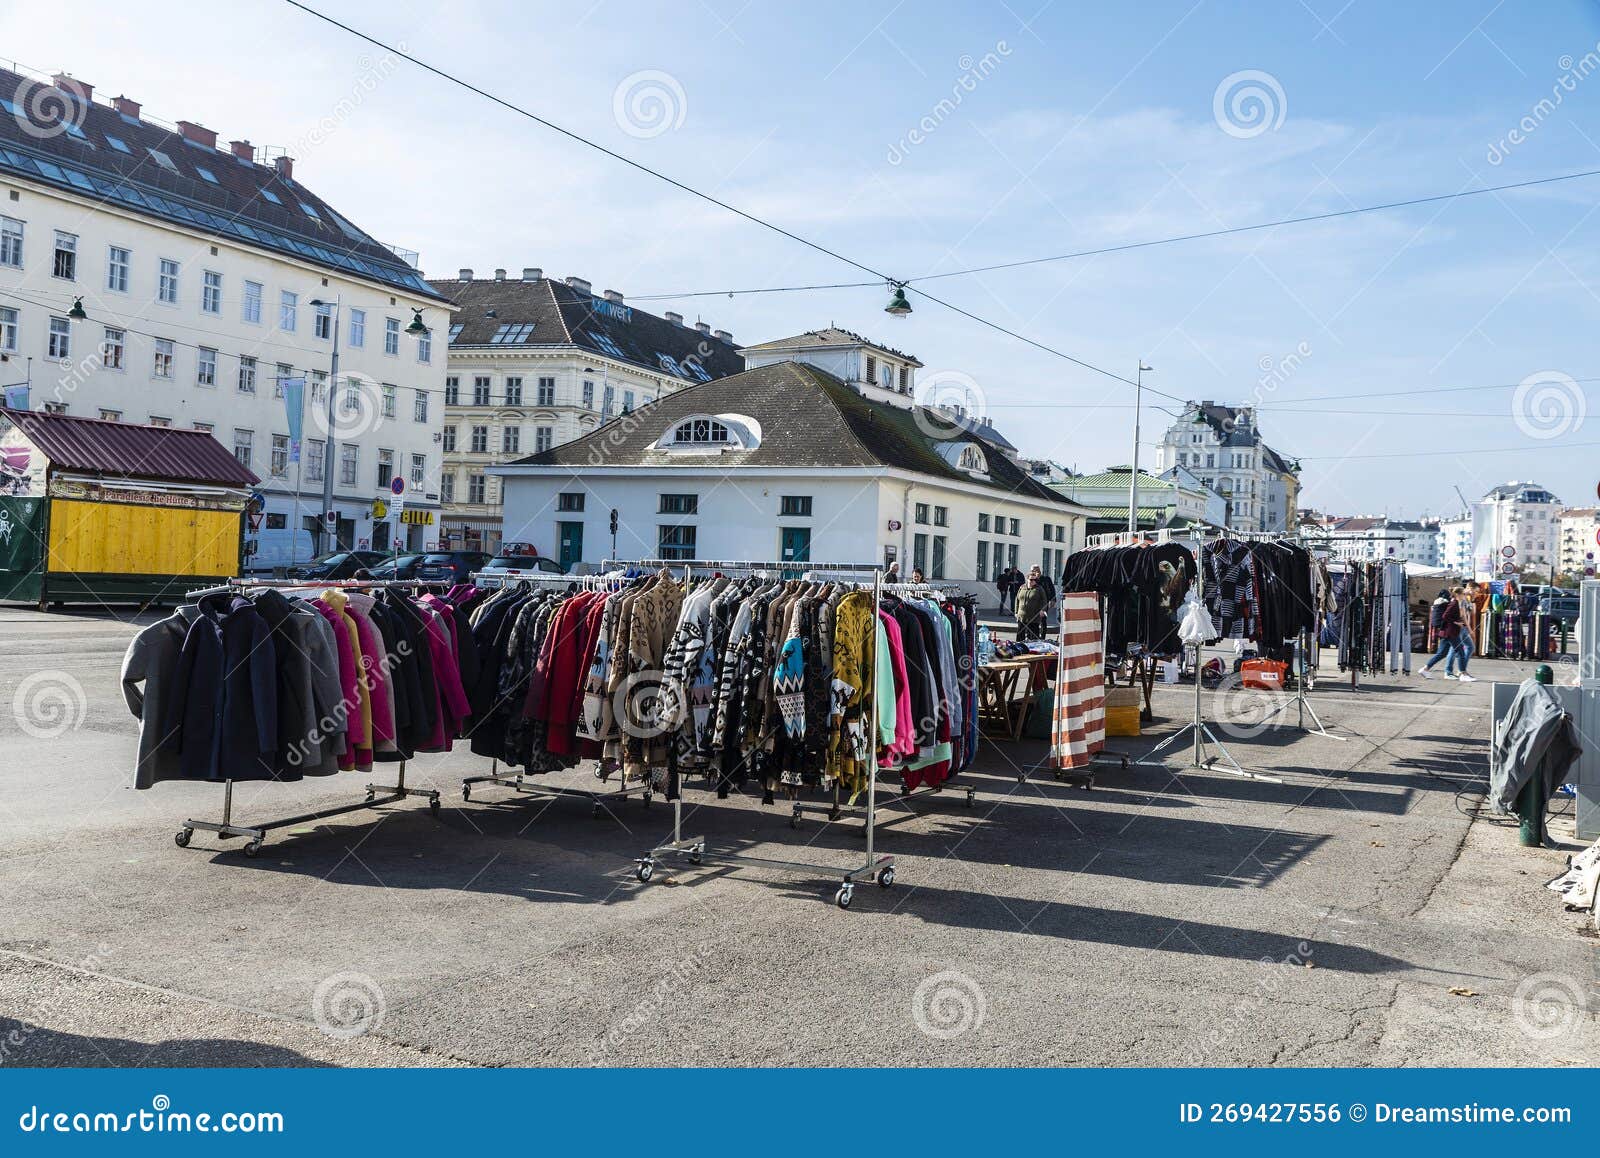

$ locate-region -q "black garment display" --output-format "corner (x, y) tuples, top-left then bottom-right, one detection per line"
(162, 593), (279, 782)
(1061, 541), (1195, 655)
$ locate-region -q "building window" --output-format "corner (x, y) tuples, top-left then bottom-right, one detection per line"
(1009, 518), (1020, 536)
(242, 280), (262, 324)
(279, 291), (297, 331)
(410, 454), (426, 485)
(384, 316), (400, 355)
(505, 376), (523, 406)
(470, 425), (488, 453)
(582, 380), (595, 409)
(42, 401), (67, 415)
(313, 301), (332, 340)
(202, 270), (222, 314)
(52, 231), (77, 280)
(0, 216), (21, 267)
(413, 390), (428, 422)
(442, 425), (457, 452)
(535, 426), (552, 453)
(381, 384), (396, 418)
(658, 524), (697, 560)
(659, 494), (698, 515)
(780, 496), (812, 517)
(558, 493), (585, 512)
(489, 323), (535, 344)
(339, 444), (358, 486)
(271, 434), (288, 478)
(99, 328), (124, 370)
(899, 366), (909, 392)
(536, 376), (555, 406)
(502, 426), (521, 454)
(196, 346), (217, 386)
(417, 331), (431, 363)
(913, 533), (928, 575)
(473, 376), (491, 406)
(192, 421), (213, 434)
(444, 376), (459, 406)
(602, 385), (615, 415)
(349, 308), (365, 347)
(377, 449), (394, 488)
(932, 536), (947, 579)
(440, 473), (455, 503)
(233, 429), (253, 468)
(99, 408), (122, 422)
(272, 363), (291, 399)
(977, 540), (990, 581)
(978, 513), (991, 533)
(47, 316), (70, 360)
(310, 370), (327, 405)
(305, 439), (325, 482)
(622, 390), (635, 414)
(0, 307), (16, 354)
(914, 503), (930, 525)
(149, 415), (170, 427)
(107, 245), (130, 292)
(864, 354), (876, 383)
(933, 505), (948, 527)
(156, 258), (178, 303)
(237, 355), (257, 394)
(467, 473), (486, 504)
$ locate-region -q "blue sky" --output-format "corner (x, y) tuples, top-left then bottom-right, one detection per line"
(8, 0), (1600, 519)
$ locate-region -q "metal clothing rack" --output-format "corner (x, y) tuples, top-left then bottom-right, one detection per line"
(630, 562), (895, 909)
(171, 577), (442, 856)
(457, 568), (653, 816)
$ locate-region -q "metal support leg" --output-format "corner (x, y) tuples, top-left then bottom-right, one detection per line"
(1135, 644), (1283, 783)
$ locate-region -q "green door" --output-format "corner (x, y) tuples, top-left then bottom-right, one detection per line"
(780, 526), (811, 564)
(0, 497), (47, 604)
(558, 521), (584, 569)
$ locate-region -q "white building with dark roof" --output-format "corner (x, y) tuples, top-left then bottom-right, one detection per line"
(426, 269), (744, 553)
(1153, 401), (1301, 531)
(0, 65), (452, 566)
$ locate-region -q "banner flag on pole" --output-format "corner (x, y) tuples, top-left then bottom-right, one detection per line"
(280, 376), (307, 463)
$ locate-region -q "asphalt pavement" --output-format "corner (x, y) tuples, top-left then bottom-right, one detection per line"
(0, 604), (1594, 1067)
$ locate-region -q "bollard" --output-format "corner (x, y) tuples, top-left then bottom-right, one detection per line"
(1515, 666), (1555, 847)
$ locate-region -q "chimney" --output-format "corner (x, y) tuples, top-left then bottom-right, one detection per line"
(51, 74), (92, 104)
(229, 139), (253, 161)
(177, 121), (218, 149)
(603, 289), (624, 304)
(695, 322), (711, 335)
(713, 329), (732, 342)
(457, 267), (474, 281)
(565, 276), (592, 294)
(493, 268), (506, 281)
(521, 267), (542, 281)
(111, 95), (141, 119)
(665, 311), (683, 326)
(272, 155), (294, 181)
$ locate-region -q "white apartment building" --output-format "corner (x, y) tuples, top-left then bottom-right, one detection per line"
(1557, 507), (1598, 579)
(1438, 514), (1473, 574)
(1471, 481), (1562, 577)
(1153, 401), (1300, 531)
(1313, 517), (1440, 565)
(425, 269), (744, 555)
(0, 68), (452, 568)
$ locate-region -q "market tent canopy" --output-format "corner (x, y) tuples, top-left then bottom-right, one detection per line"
(2, 410), (258, 487)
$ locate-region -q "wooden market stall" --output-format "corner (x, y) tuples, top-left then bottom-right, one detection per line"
(0, 410), (258, 608)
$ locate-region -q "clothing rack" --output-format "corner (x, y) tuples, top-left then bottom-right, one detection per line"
(627, 560), (896, 909)
(458, 568), (653, 816)
(172, 577), (442, 856)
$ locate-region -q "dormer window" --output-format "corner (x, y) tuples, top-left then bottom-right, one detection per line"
(958, 444), (986, 472)
(675, 418), (731, 444)
(652, 412), (762, 453)
(935, 440), (989, 478)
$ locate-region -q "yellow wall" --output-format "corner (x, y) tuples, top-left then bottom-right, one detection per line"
(48, 500), (239, 575)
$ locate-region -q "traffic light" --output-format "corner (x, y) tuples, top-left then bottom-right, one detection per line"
(609, 508), (619, 535)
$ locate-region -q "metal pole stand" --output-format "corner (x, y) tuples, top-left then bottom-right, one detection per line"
(174, 761), (439, 858)
(1256, 631), (1346, 741)
(1134, 644), (1283, 783)
(462, 758), (652, 819)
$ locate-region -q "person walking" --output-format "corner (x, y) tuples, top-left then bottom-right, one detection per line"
(1448, 585), (1476, 680)
(1421, 587), (1467, 680)
(1014, 569), (1049, 640)
(995, 567), (1013, 613)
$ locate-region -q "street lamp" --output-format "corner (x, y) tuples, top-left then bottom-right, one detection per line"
(67, 297), (87, 321)
(309, 297), (341, 554)
(884, 283), (912, 317)
(405, 308), (429, 337)
(1128, 361), (1152, 534)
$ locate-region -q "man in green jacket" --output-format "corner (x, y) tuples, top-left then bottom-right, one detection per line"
(1014, 569), (1049, 640)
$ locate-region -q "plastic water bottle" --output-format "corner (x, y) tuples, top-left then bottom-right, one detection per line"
(978, 625), (995, 663)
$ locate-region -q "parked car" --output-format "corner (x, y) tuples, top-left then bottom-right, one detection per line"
(481, 553), (567, 576)
(1538, 594), (1580, 623)
(283, 550), (389, 580)
(365, 553), (426, 579)
(413, 550), (493, 584)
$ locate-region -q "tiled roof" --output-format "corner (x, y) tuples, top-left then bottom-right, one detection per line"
(0, 68), (444, 301)
(739, 326), (924, 367)
(425, 277), (745, 381)
(501, 360), (1085, 507)
(1051, 468), (1174, 493)
(4, 409), (259, 486)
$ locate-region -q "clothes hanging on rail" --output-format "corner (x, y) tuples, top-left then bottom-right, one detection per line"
(1060, 541), (1196, 656)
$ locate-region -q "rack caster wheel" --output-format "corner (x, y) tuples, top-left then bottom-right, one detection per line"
(429, 795), (441, 816)
(173, 828), (192, 848)
(834, 885), (854, 909)
(243, 839), (263, 858)
(877, 866), (896, 888)
(461, 783), (472, 802)
(365, 790), (375, 802)
(688, 848), (703, 865)
(635, 860), (655, 883)
(964, 790), (975, 808)
(789, 810), (800, 829)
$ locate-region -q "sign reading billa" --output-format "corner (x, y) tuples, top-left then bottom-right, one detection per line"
(400, 509), (434, 526)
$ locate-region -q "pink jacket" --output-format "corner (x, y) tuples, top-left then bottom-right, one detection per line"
(312, 598), (362, 770)
(877, 610), (916, 762)
(419, 605), (471, 751)
(345, 593), (396, 749)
